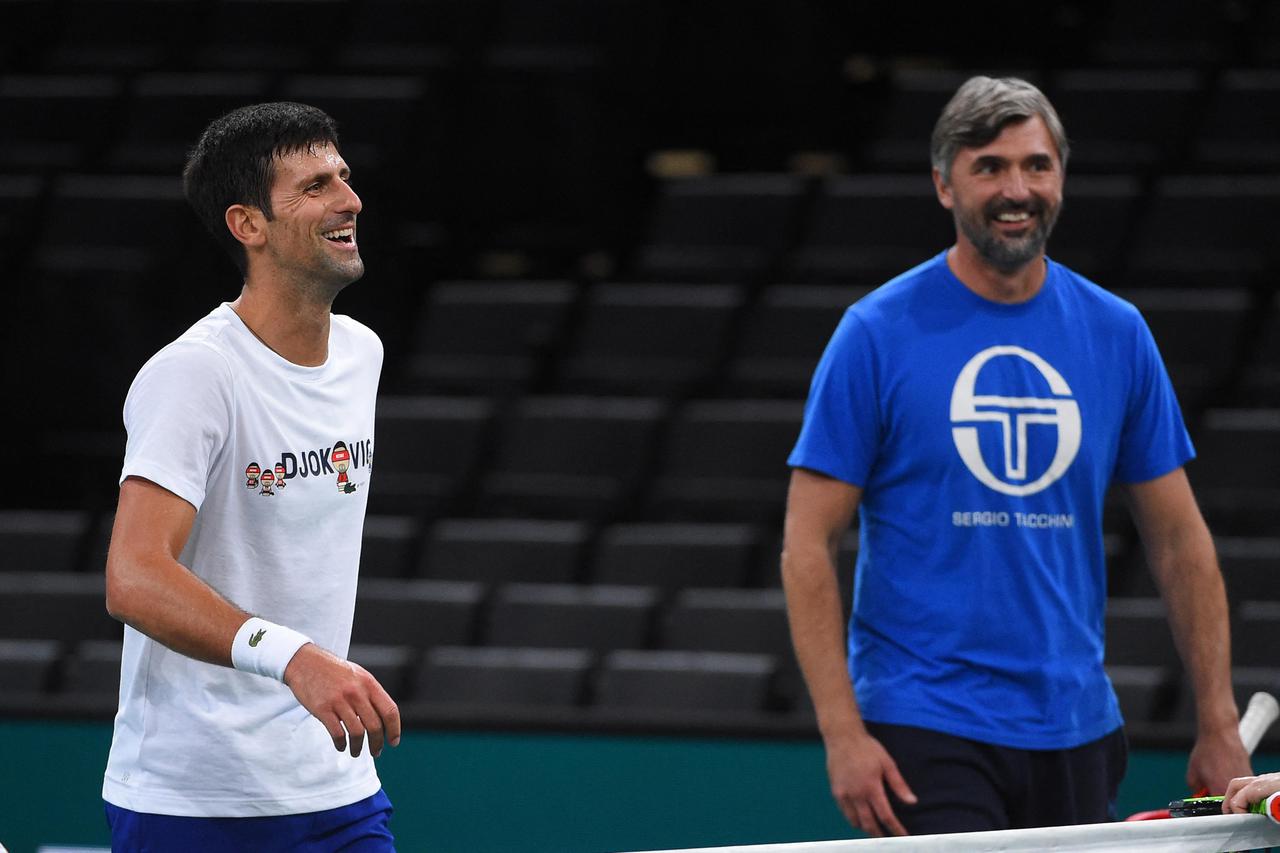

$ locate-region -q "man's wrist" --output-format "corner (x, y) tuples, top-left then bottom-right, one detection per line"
(231, 617), (312, 682)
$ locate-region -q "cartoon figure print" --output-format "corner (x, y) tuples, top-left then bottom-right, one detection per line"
(273, 462), (287, 490)
(245, 462), (261, 489)
(332, 440), (357, 494)
(259, 467), (276, 496)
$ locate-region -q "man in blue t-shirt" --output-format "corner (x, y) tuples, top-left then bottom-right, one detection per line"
(783, 76), (1250, 837)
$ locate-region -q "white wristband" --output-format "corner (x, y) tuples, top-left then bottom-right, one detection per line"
(231, 617), (312, 682)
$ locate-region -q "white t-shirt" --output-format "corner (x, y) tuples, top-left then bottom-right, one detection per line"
(103, 303), (384, 817)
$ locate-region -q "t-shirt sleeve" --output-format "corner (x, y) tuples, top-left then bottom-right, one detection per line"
(1113, 312), (1195, 484)
(787, 308), (881, 487)
(120, 341), (235, 510)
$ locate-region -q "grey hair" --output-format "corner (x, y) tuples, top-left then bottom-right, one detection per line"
(930, 76), (1069, 184)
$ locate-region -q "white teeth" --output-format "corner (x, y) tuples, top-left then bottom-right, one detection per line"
(322, 228), (354, 240)
(996, 212), (1030, 222)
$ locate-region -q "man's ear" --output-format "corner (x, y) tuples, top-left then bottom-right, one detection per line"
(932, 167), (954, 211)
(225, 204), (268, 249)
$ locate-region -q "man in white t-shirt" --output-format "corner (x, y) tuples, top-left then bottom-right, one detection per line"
(102, 102), (400, 851)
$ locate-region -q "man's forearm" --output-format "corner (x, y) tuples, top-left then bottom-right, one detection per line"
(1149, 524), (1237, 731)
(106, 550), (251, 668)
(782, 540), (866, 741)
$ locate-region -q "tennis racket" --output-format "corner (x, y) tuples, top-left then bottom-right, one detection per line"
(1126, 691), (1280, 821)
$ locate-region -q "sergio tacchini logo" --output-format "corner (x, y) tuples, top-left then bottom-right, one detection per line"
(950, 346), (1081, 497)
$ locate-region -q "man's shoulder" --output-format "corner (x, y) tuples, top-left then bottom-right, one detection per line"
(331, 313), (384, 356)
(847, 252), (948, 319)
(1048, 259), (1145, 324)
(138, 308), (237, 381)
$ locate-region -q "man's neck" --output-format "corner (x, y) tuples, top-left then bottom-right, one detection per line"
(230, 278), (332, 367)
(945, 243), (1047, 304)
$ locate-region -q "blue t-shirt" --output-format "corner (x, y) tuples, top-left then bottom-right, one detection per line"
(788, 251), (1193, 750)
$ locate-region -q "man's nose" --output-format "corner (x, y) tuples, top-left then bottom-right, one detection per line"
(1000, 168), (1032, 200)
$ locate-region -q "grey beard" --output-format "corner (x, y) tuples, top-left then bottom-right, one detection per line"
(957, 202), (1060, 275)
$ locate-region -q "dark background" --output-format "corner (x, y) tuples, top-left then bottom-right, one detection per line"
(3, 0), (1280, 744)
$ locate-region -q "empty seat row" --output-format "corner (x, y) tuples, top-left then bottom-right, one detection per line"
(3, 637), (786, 716)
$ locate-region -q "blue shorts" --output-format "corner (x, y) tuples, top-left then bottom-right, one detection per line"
(104, 788), (394, 852)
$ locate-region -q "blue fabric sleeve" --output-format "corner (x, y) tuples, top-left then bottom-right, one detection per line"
(1113, 312), (1195, 484)
(787, 308), (881, 487)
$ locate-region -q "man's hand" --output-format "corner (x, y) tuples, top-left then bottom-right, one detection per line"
(826, 730), (918, 837)
(1223, 772), (1280, 814)
(1188, 726), (1252, 795)
(284, 643), (401, 758)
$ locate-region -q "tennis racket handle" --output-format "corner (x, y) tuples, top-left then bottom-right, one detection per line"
(1250, 791), (1280, 823)
(1239, 692), (1280, 754)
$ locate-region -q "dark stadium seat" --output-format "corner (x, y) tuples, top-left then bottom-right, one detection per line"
(725, 285), (867, 398)
(484, 583), (658, 651)
(0, 74), (122, 169)
(788, 175), (953, 283)
(591, 523), (760, 590)
(646, 399), (804, 522)
(1190, 409), (1280, 535)
(1243, 302), (1280, 407)
(336, 0), (458, 71)
(1050, 70), (1203, 172)
(1117, 289), (1252, 408)
(555, 283), (744, 395)
(660, 588), (790, 656)
(1217, 538), (1280, 604)
(480, 396), (667, 519)
(632, 174), (809, 282)
(0, 510), (89, 574)
(367, 395), (495, 515)
(0, 573), (119, 644)
(406, 280), (579, 394)
(594, 649), (776, 711)
(1193, 70), (1280, 171)
(38, 174), (193, 265)
(359, 516), (421, 579)
(62, 639), (123, 697)
(1127, 177), (1280, 287)
(414, 645), (592, 708)
(865, 69), (980, 172)
(418, 518), (589, 584)
(1106, 664), (1177, 724)
(109, 72), (270, 173)
(1233, 602), (1280, 668)
(1047, 175), (1142, 279)
(1104, 597), (1179, 668)
(279, 73), (431, 166)
(351, 579), (484, 650)
(347, 643), (416, 698)
(0, 639), (60, 692)
(0, 174), (44, 268)
(43, 0), (207, 70)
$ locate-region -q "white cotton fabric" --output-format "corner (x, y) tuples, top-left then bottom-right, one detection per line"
(103, 303), (383, 817)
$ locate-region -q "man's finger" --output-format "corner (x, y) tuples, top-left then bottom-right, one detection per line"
(870, 791), (908, 838)
(353, 695), (385, 757)
(319, 712), (346, 752)
(885, 761), (918, 806)
(372, 688), (401, 748)
(854, 801), (883, 838)
(337, 706), (366, 758)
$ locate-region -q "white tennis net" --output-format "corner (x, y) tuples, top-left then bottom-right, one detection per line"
(618, 813), (1280, 853)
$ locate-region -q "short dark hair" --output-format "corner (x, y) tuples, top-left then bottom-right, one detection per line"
(931, 76), (1069, 184)
(182, 102), (340, 275)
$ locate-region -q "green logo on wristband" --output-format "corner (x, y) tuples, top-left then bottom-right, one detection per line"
(248, 629), (266, 647)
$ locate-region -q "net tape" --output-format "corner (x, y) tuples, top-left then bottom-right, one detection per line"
(618, 813), (1280, 853)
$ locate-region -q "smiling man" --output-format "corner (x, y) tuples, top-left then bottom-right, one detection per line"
(782, 77), (1249, 837)
(101, 103), (399, 851)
